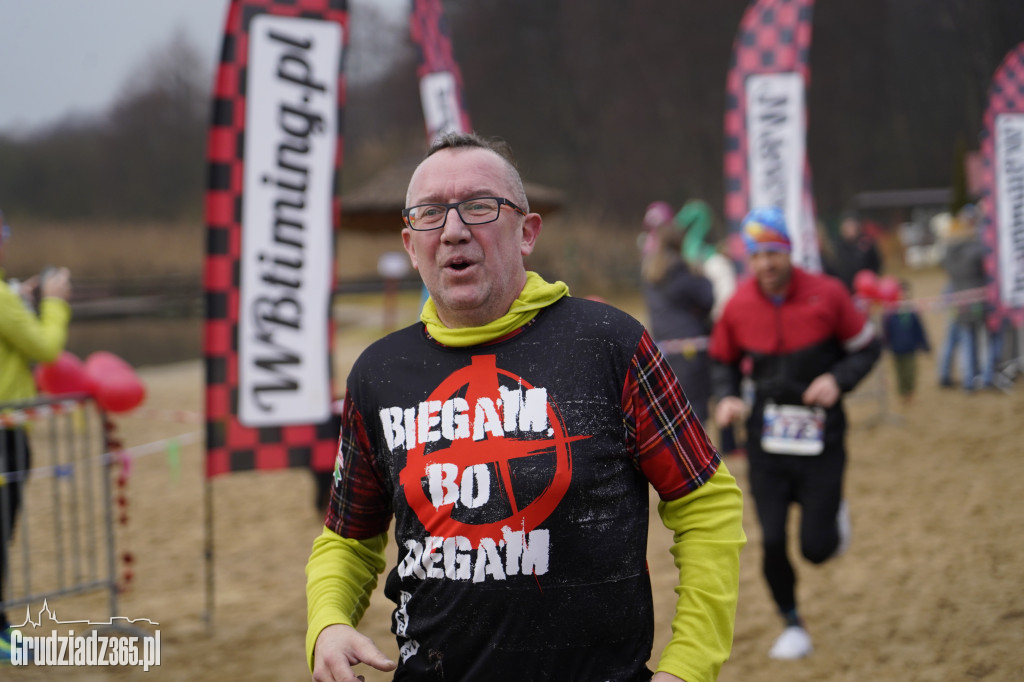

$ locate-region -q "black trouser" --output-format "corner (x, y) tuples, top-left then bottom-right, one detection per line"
(747, 440), (845, 616)
(1, 428), (32, 629)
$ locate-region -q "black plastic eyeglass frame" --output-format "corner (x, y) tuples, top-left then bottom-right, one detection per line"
(401, 196), (526, 231)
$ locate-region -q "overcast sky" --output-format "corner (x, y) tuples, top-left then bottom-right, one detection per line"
(0, 0), (407, 135)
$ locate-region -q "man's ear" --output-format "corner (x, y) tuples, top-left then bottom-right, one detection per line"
(520, 213), (542, 257)
(401, 229), (420, 270)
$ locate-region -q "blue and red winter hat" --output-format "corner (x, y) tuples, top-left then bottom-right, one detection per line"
(741, 206), (791, 254)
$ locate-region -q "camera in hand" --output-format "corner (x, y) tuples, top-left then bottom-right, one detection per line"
(34, 266), (55, 310)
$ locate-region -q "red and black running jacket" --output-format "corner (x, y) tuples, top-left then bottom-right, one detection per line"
(709, 267), (881, 450)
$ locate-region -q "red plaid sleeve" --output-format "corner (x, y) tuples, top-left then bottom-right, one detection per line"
(324, 394), (393, 539)
(623, 330), (721, 501)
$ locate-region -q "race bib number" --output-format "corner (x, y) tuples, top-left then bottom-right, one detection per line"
(761, 403), (825, 455)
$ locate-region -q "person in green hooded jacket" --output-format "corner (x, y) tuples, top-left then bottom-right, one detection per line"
(0, 211), (72, 660)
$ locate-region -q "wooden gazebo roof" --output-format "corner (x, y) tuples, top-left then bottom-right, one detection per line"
(339, 157), (566, 234)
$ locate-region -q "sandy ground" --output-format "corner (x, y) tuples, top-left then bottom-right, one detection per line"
(5, 266), (1024, 681)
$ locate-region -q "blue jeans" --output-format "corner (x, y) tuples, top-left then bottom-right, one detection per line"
(938, 316), (979, 389)
(980, 321), (1007, 387)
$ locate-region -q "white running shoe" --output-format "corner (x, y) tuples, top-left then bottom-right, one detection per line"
(768, 625), (813, 660)
(834, 499), (852, 559)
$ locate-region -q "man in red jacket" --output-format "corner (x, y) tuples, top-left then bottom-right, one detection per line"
(710, 207), (880, 660)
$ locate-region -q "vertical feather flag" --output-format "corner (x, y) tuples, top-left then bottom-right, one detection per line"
(203, 0), (347, 478)
(410, 0), (472, 142)
(979, 42), (1024, 330)
(724, 0), (820, 271)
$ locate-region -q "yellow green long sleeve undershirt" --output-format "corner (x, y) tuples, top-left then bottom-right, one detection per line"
(305, 528), (388, 672)
(305, 463), (745, 679)
(655, 461), (746, 682)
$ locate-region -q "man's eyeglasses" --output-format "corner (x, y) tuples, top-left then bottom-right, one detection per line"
(402, 196), (525, 231)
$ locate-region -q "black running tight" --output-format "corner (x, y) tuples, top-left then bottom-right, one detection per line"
(747, 444), (846, 615)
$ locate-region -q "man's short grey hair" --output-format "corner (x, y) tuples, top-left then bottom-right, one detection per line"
(410, 132), (529, 212)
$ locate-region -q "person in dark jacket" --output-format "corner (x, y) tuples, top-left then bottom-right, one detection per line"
(881, 280), (930, 404)
(826, 212), (882, 293)
(641, 214), (714, 423)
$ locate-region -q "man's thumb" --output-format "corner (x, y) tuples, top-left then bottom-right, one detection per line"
(352, 639), (396, 672)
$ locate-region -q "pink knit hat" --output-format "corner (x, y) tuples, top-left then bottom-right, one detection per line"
(642, 201), (674, 231)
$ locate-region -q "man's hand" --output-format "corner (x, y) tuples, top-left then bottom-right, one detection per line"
(714, 396), (748, 428)
(312, 624), (396, 682)
(802, 373), (840, 408)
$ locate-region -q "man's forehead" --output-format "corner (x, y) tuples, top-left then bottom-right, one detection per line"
(750, 248), (789, 259)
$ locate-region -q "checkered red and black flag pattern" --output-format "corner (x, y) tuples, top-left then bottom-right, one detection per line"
(979, 41), (1024, 329)
(410, 0), (472, 137)
(723, 0), (816, 234)
(203, 0), (347, 478)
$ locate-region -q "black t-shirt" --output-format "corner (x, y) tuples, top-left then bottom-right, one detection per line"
(342, 297), (656, 681)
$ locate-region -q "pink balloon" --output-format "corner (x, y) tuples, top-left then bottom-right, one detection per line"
(853, 270), (880, 300)
(35, 351), (93, 396)
(84, 352), (146, 413)
(876, 275), (902, 303)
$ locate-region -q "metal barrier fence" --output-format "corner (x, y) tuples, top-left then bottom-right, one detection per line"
(0, 394), (123, 629)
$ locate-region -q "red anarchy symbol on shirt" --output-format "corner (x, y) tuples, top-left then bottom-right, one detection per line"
(400, 354), (589, 545)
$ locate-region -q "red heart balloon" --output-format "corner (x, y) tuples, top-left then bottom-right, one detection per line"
(84, 351), (146, 413)
(34, 351), (93, 396)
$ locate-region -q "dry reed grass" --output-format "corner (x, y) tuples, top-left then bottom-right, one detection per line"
(4, 214), (645, 296)
(3, 220), (206, 281)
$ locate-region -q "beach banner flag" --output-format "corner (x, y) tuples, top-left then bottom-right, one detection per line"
(203, 0), (347, 477)
(979, 41), (1024, 329)
(410, 0), (472, 142)
(724, 0), (821, 271)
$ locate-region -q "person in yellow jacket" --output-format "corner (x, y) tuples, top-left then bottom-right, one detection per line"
(0, 212), (72, 660)
(307, 134), (745, 682)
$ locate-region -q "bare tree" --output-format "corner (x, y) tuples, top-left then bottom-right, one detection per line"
(98, 28), (210, 220)
(2, 1), (1023, 226)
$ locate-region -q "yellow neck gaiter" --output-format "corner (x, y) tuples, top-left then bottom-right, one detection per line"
(420, 271), (570, 347)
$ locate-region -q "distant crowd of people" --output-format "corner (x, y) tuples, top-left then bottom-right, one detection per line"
(935, 204), (1013, 393)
